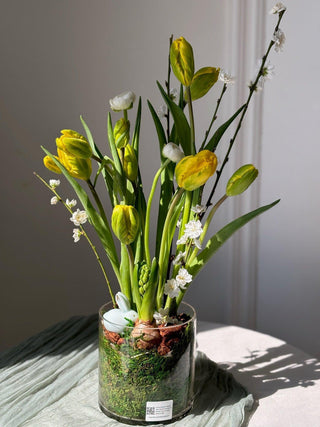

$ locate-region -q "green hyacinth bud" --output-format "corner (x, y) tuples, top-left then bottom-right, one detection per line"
(189, 67), (220, 101)
(114, 118), (130, 149)
(170, 37), (194, 86)
(111, 205), (140, 245)
(56, 130), (92, 159)
(226, 164), (259, 196)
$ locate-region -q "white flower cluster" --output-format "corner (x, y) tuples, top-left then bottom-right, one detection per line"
(255, 60), (275, 91)
(153, 307), (178, 325)
(219, 69), (235, 85)
(70, 209), (88, 242)
(49, 179), (60, 189)
(164, 267), (192, 298)
(273, 28), (286, 52)
(269, 2), (286, 14)
(177, 219), (203, 249)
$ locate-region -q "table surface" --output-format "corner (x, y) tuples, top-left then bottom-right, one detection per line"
(1, 317), (320, 426)
(197, 321), (320, 426)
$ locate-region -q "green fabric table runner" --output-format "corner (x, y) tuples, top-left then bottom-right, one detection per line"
(0, 315), (255, 426)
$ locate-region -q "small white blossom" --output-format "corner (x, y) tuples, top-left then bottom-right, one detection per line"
(255, 60), (275, 91)
(50, 196), (59, 205)
(170, 88), (178, 100)
(194, 239), (202, 250)
(269, 2), (286, 14)
(272, 28), (286, 52)
(49, 179), (60, 189)
(153, 308), (169, 324)
(164, 279), (180, 298)
(66, 198), (77, 208)
(172, 251), (187, 266)
(219, 69), (235, 85)
(191, 204), (206, 215)
(70, 209), (88, 226)
(162, 142), (184, 163)
(177, 233), (188, 245)
(109, 91), (136, 111)
(158, 104), (167, 118)
(176, 220), (182, 228)
(175, 267), (192, 289)
(72, 228), (82, 243)
(184, 220), (203, 239)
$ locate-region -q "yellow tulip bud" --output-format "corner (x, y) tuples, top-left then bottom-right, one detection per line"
(119, 144), (138, 181)
(188, 67), (220, 101)
(114, 118), (130, 149)
(175, 150), (217, 191)
(111, 205), (140, 245)
(226, 164), (258, 196)
(43, 155), (62, 174)
(170, 37), (194, 86)
(58, 148), (92, 181)
(56, 130), (92, 159)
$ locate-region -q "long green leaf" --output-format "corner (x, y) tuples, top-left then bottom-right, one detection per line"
(157, 81), (191, 155)
(41, 146), (120, 280)
(188, 199), (280, 276)
(148, 100), (175, 257)
(132, 97), (142, 157)
(203, 104), (245, 152)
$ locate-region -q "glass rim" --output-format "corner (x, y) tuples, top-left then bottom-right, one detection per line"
(99, 300), (196, 331)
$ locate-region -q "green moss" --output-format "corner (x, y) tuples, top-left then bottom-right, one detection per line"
(98, 325), (194, 421)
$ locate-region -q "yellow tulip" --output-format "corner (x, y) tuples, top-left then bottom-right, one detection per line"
(43, 155), (61, 174)
(175, 150), (217, 191)
(226, 164), (258, 196)
(114, 118), (130, 149)
(119, 144), (138, 182)
(57, 148), (92, 181)
(111, 205), (140, 245)
(56, 129), (92, 159)
(170, 37), (194, 86)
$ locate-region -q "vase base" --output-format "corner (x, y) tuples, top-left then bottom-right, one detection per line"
(99, 401), (193, 425)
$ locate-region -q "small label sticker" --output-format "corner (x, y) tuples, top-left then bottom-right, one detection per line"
(145, 400), (173, 422)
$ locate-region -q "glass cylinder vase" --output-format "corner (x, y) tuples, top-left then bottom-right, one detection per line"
(98, 301), (196, 425)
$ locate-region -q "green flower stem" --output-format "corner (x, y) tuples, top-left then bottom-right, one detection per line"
(176, 190), (193, 256)
(144, 158), (171, 266)
(200, 83), (227, 150)
(156, 187), (184, 308)
(205, 11), (285, 211)
(165, 35), (174, 142)
(125, 244), (138, 308)
(33, 172), (116, 307)
(185, 86), (196, 155)
(186, 194), (228, 268)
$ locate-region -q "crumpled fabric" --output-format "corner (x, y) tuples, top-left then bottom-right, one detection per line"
(0, 315), (255, 427)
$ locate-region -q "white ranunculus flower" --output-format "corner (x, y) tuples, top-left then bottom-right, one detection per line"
(109, 91), (136, 111)
(162, 142), (184, 163)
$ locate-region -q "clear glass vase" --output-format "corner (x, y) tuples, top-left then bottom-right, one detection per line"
(98, 301), (196, 425)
